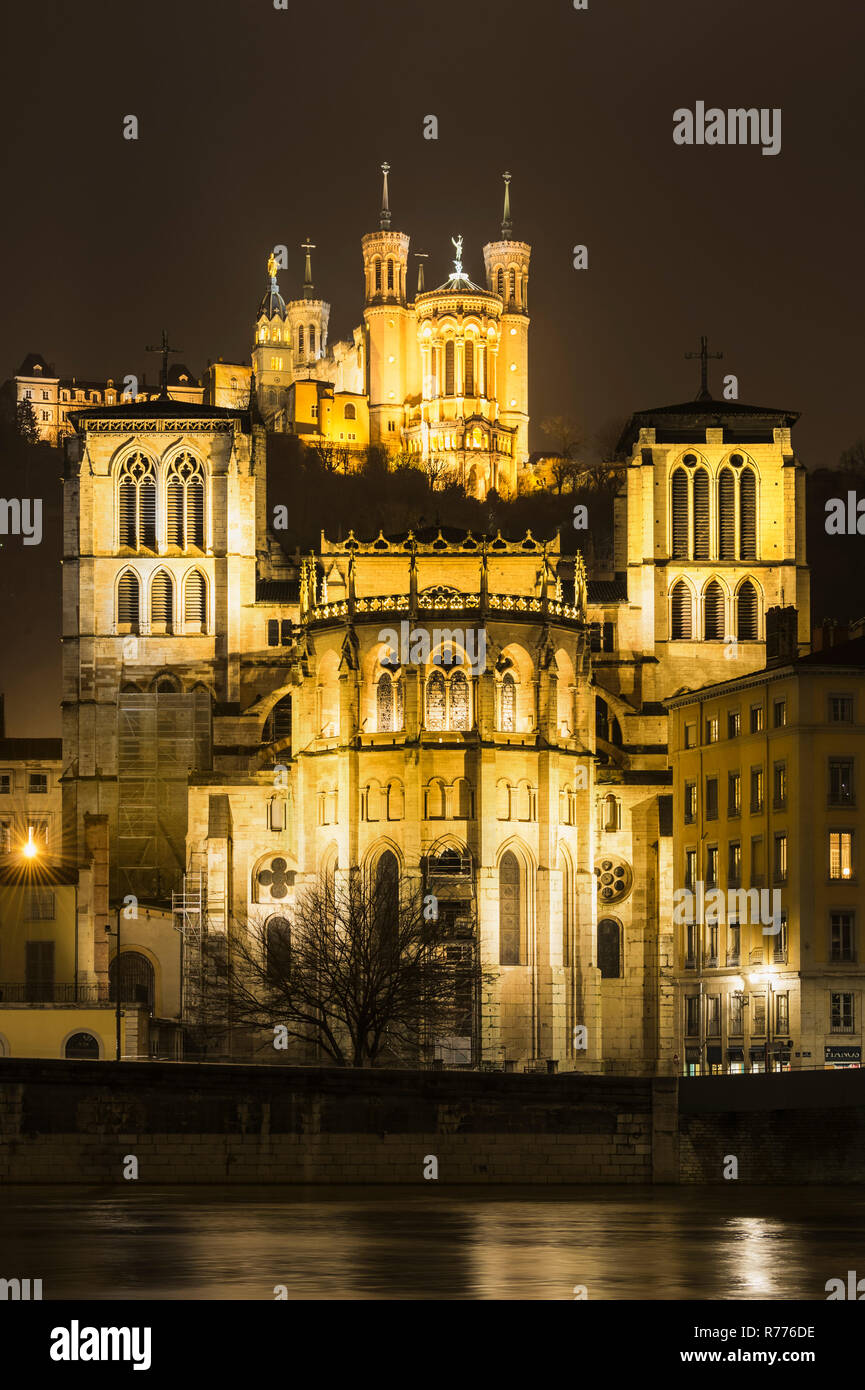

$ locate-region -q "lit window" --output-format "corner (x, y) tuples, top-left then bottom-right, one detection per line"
(829, 831), (853, 880)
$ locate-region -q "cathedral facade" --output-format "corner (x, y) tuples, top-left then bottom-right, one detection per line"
(60, 312), (810, 1068)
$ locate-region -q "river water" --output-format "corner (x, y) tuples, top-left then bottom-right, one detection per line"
(1, 1185), (863, 1300)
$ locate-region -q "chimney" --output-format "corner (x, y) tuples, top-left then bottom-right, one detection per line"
(765, 606), (799, 667)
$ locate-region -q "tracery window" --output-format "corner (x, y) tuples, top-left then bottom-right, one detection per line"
(376, 670), (404, 732)
(118, 453), (156, 549)
(165, 453), (205, 549)
(500, 672), (516, 731)
(426, 670), (446, 730)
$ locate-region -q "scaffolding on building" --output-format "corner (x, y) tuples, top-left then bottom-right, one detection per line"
(172, 854), (206, 1033)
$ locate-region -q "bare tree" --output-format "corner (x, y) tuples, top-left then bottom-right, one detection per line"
(541, 414), (583, 461)
(839, 440), (865, 476)
(202, 871), (485, 1067)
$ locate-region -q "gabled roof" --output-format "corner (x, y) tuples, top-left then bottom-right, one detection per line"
(617, 397), (799, 456)
(15, 352), (55, 378)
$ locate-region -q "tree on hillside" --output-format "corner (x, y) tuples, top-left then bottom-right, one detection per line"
(16, 397), (40, 445)
(839, 439), (865, 476)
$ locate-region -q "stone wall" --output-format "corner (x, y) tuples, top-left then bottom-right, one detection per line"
(1, 1063), (862, 1185)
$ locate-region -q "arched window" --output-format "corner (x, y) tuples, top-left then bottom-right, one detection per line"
(496, 267), (505, 297)
(718, 468), (736, 560)
(500, 671), (516, 731)
(704, 580), (725, 641)
(598, 919), (621, 978)
(445, 340), (455, 396)
(309, 325), (316, 356)
(377, 670), (396, 731)
(603, 793), (620, 832)
(65, 1032), (99, 1059)
(693, 468), (710, 560)
(117, 570), (140, 628)
(450, 671), (469, 730)
(344, 402), (357, 420)
(374, 258), (381, 292)
(184, 569), (207, 627)
(118, 453), (156, 549)
(387, 258), (394, 291)
(265, 694), (292, 744)
(671, 468), (689, 558)
(477, 345), (486, 396)
(426, 670), (446, 730)
(499, 850), (522, 965)
(560, 850), (573, 968)
(737, 579), (759, 641)
(508, 268), (516, 300)
(150, 570), (173, 629)
(671, 580), (692, 640)
(166, 452), (205, 548)
(374, 850), (399, 949)
(740, 468), (757, 559)
(109, 951), (155, 1008)
(464, 339), (474, 395)
(265, 917), (292, 978)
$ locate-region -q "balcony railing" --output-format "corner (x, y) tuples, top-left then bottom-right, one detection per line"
(0, 983), (103, 1004)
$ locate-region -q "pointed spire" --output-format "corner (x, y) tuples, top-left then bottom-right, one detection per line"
(301, 237), (315, 301)
(414, 251), (428, 295)
(501, 170), (513, 239)
(380, 161), (392, 231)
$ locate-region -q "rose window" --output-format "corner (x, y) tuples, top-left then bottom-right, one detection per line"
(594, 856), (632, 904)
(258, 857), (291, 901)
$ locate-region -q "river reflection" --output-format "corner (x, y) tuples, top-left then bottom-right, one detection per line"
(0, 1186), (862, 1300)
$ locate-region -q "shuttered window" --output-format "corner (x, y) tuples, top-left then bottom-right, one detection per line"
(671, 469), (689, 558)
(671, 581), (692, 639)
(117, 453), (157, 549)
(151, 570), (173, 627)
(718, 468), (735, 559)
(298, 325), (304, 356)
(704, 580), (725, 640)
(740, 469), (757, 559)
(693, 468), (710, 560)
(165, 454), (205, 549)
(445, 340), (455, 396)
(118, 481), (136, 546)
(166, 479), (183, 546)
(737, 580), (758, 640)
(117, 570), (139, 626)
(184, 570), (206, 626)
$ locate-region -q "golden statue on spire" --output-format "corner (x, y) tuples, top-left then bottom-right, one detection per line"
(267, 250), (278, 282)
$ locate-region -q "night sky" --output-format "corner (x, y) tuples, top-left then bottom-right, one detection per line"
(1, 0), (864, 735)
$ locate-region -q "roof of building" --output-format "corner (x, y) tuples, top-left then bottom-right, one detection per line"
(257, 287), (286, 320)
(586, 579), (628, 603)
(665, 635), (865, 708)
(256, 579), (300, 603)
(0, 738), (62, 761)
(428, 271), (490, 295)
(166, 363), (199, 386)
(15, 352), (55, 378)
(795, 635), (865, 667)
(70, 399), (249, 428)
(616, 396), (800, 456)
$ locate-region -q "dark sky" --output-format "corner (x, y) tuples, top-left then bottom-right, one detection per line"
(1, 0), (863, 735)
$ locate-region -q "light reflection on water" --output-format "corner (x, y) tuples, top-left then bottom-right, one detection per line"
(0, 1186), (862, 1300)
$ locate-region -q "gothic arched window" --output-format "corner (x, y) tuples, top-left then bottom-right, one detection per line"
(297, 325), (305, 356)
(693, 468), (710, 560)
(496, 267), (505, 297)
(266, 917), (292, 978)
(508, 268), (516, 300)
(500, 672), (516, 731)
(184, 569), (207, 627)
(117, 570), (140, 628)
(598, 918), (622, 978)
(499, 850), (522, 965)
(704, 580), (725, 641)
(450, 671), (469, 730)
(109, 951), (154, 1007)
(671, 580), (692, 640)
(65, 1031), (99, 1059)
(671, 468), (689, 558)
(426, 670), (446, 730)
(150, 570), (173, 629)
(718, 468), (736, 560)
(740, 468), (757, 559)
(737, 579), (759, 641)
(387, 258), (394, 291)
(377, 671), (395, 732)
(374, 258), (382, 292)
(309, 325), (316, 356)
(374, 850), (399, 950)
(118, 453), (156, 549)
(166, 453), (205, 549)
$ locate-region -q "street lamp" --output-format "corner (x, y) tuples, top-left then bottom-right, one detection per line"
(105, 906), (122, 1062)
(22, 826), (38, 859)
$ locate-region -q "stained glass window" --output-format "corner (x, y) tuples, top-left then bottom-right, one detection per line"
(426, 671), (446, 730)
(377, 672), (394, 731)
(500, 673), (516, 731)
(450, 671), (469, 730)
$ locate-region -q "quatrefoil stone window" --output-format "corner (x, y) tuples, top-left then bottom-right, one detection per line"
(594, 856), (633, 904)
(258, 857), (290, 900)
